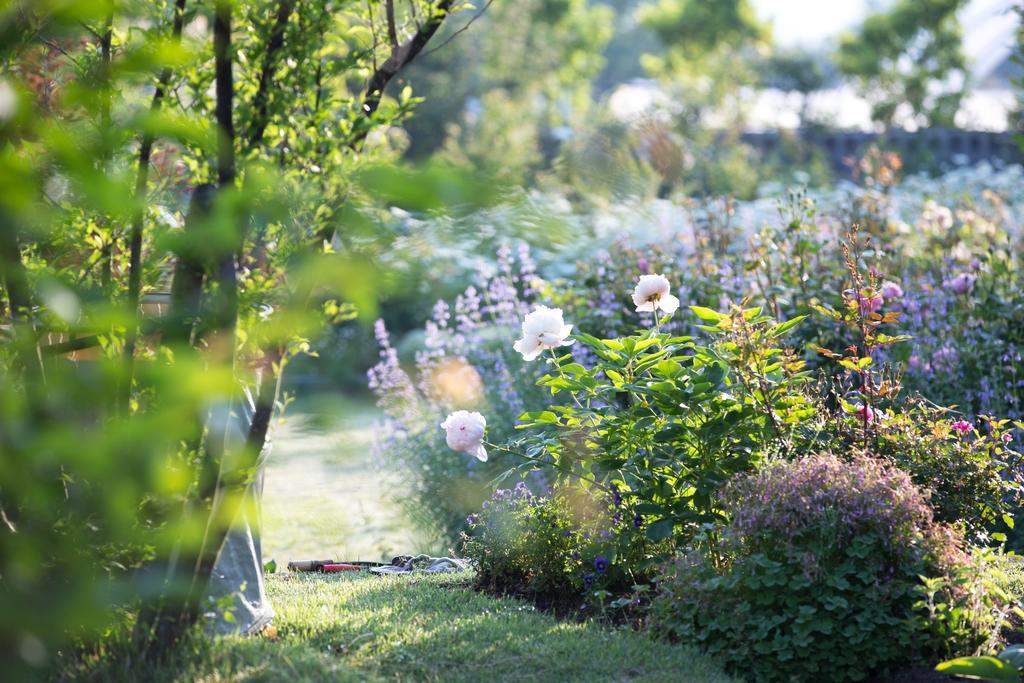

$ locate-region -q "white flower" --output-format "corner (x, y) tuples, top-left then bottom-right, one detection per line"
(513, 306), (574, 361)
(632, 274), (679, 315)
(440, 411), (488, 462)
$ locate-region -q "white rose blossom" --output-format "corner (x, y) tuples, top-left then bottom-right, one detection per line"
(632, 274), (680, 315)
(440, 411), (488, 462)
(513, 305), (574, 361)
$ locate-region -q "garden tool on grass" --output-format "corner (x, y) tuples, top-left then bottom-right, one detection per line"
(287, 559), (384, 573)
(287, 555), (470, 575)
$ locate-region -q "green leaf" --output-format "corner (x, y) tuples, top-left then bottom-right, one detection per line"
(654, 360), (684, 379)
(999, 645), (1024, 671)
(935, 657), (1019, 681)
(1003, 514), (1015, 530)
(263, 559), (277, 574)
(772, 315), (807, 336)
(520, 411), (558, 424)
(645, 518), (674, 542)
(601, 338), (625, 351)
(690, 306), (725, 323)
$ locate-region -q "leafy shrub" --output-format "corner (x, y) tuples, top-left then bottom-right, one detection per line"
(464, 482), (664, 598)
(507, 304), (818, 549)
(648, 453), (1011, 682)
(852, 402), (1023, 540)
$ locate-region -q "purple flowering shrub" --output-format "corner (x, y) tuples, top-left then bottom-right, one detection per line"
(368, 244), (552, 541)
(649, 453), (1012, 682)
(463, 482), (666, 600)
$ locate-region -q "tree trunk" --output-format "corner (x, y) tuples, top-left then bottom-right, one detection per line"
(121, 0), (188, 410)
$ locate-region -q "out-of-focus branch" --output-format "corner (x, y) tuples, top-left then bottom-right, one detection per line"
(350, 0), (454, 150)
(385, 0), (399, 50)
(99, 9), (114, 289)
(121, 0), (188, 409)
(243, 0), (295, 151)
(422, 0), (493, 58)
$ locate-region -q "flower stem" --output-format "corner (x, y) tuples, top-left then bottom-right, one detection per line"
(485, 440), (613, 494)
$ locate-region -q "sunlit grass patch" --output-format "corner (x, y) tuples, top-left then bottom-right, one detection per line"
(68, 571), (734, 682)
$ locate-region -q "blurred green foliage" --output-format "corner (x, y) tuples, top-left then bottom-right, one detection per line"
(0, 0), (487, 677)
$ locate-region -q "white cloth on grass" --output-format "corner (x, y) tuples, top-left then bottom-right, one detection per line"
(203, 388), (275, 635)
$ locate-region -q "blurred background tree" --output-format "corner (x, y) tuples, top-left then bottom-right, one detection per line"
(401, 0), (614, 186)
(758, 47), (829, 129)
(836, 0), (969, 128)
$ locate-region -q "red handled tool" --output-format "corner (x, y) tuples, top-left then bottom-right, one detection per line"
(287, 559), (385, 573)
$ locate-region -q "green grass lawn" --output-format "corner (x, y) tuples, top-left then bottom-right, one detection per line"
(75, 571), (734, 682)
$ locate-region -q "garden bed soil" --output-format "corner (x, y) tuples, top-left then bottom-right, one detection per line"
(473, 580), (647, 629)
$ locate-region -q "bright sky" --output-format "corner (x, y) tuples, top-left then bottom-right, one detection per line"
(752, 0), (1017, 53)
(750, 0), (875, 47)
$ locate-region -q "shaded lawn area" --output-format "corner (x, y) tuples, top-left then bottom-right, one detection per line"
(262, 403), (442, 565)
(74, 572), (735, 682)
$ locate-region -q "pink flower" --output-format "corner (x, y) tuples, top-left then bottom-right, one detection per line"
(855, 403), (875, 424)
(441, 411), (488, 461)
(944, 273), (975, 295)
(951, 419), (973, 435)
(880, 281), (903, 300)
(1001, 432), (1014, 444)
(847, 288), (883, 313)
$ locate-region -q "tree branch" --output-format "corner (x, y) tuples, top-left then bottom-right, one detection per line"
(350, 0), (454, 150)
(99, 9), (114, 289)
(214, 0), (235, 189)
(385, 0), (399, 50)
(166, 184), (215, 346)
(0, 211), (32, 320)
(243, 0), (295, 151)
(422, 0), (493, 58)
(173, 0), (243, 634)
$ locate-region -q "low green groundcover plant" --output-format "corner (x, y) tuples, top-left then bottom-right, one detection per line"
(464, 481), (669, 601)
(648, 452), (1013, 682)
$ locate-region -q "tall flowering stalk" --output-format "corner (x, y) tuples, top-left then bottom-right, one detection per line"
(814, 225), (910, 454)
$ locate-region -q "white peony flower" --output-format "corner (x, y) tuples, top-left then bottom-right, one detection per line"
(632, 274), (680, 315)
(440, 411), (488, 461)
(513, 306), (574, 361)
